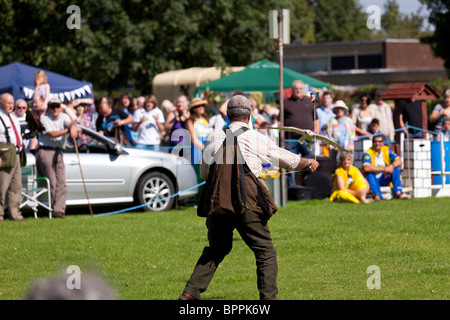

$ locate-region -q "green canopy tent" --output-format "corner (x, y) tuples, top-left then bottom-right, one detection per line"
(194, 60), (331, 103)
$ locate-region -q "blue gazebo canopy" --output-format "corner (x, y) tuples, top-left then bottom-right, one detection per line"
(0, 61), (93, 102)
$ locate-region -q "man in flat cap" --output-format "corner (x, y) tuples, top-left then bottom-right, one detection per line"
(179, 95), (319, 300)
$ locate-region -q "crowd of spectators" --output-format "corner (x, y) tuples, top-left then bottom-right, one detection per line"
(4, 69), (450, 222)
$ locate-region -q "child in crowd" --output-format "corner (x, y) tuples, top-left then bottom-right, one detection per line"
(436, 116), (450, 142)
(33, 70), (50, 113)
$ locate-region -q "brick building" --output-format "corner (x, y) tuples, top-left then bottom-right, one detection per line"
(283, 39), (446, 86)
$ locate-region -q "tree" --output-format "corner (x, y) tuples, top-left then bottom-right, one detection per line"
(420, 0), (450, 73)
(370, 0), (430, 39)
(307, 0), (370, 42)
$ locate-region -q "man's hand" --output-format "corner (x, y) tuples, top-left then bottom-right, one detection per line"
(70, 125), (82, 139)
(384, 164), (394, 178)
(308, 159), (320, 173)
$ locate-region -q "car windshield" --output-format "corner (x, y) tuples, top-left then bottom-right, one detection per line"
(62, 129), (110, 154)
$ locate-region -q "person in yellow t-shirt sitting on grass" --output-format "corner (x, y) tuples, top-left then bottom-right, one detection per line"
(330, 151), (372, 204)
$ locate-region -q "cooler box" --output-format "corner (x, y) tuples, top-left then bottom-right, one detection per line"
(260, 168), (281, 207)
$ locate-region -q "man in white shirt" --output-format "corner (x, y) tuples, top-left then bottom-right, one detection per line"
(0, 93), (25, 221)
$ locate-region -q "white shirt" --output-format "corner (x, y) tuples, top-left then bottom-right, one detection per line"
(374, 152), (386, 179)
(134, 108), (165, 145)
(200, 121), (301, 180)
(0, 109), (23, 150)
(38, 112), (72, 148)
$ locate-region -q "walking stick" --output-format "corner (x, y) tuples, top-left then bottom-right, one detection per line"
(73, 137), (94, 217)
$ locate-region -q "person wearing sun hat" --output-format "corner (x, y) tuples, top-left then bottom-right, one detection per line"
(326, 100), (356, 163)
(186, 97), (213, 205)
(186, 97), (212, 165)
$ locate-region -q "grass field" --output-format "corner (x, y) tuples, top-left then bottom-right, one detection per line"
(0, 197), (448, 300)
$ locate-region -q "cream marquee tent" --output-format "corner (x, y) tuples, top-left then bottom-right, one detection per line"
(152, 66), (244, 103)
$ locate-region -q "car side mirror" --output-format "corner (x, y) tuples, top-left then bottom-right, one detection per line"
(113, 143), (123, 154)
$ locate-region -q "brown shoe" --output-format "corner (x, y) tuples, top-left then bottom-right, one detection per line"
(179, 292), (196, 300)
(373, 195), (381, 202)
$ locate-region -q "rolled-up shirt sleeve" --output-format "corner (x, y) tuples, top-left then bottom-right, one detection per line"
(264, 136), (301, 171)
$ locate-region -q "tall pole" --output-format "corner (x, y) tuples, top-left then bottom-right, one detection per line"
(278, 9), (287, 207)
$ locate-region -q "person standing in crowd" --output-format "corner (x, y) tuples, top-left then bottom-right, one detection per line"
(398, 98), (423, 138)
(186, 97), (212, 164)
(316, 91), (335, 135)
(316, 91), (335, 156)
(14, 99), (37, 151)
(179, 95), (319, 301)
(283, 80), (319, 186)
(165, 95), (190, 147)
(34, 70), (50, 113)
(326, 100), (355, 162)
(362, 134), (411, 201)
(133, 95), (165, 150)
(159, 99), (175, 123)
(115, 92), (133, 112)
(351, 93), (381, 138)
(430, 88), (450, 133)
(33, 94), (47, 117)
(36, 97), (81, 218)
(96, 96), (133, 145)
(369, 90), (395, 142)
(249, 97), (265, 129)
(0, 94), (25, 222)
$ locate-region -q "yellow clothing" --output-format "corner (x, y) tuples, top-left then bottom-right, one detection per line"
(363, 145), (391, 168)
(330, 166), (367, 204)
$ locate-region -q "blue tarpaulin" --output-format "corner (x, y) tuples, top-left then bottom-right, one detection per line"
(0, 61), (93, 102)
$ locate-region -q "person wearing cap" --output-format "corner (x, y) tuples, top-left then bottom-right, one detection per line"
(179, 95), (319, 301)
(326, 100), (356, 162)
(0, 93), (26, 221)
(36, 97), (81, 218)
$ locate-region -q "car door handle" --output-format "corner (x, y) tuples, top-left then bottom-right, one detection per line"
(68, 161), (79, 166)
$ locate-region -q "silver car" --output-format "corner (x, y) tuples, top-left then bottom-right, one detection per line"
(25, 126), (199, 212)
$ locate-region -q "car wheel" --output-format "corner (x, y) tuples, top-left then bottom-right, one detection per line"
(136, 172), (175, 212)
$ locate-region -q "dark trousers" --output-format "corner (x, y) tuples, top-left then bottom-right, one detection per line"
(183, 210), (278, 300)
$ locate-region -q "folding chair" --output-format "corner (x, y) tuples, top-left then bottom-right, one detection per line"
(21, 164), (52, 219)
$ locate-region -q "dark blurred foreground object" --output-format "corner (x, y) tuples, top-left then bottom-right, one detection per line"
(24, 270), (117, 300)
